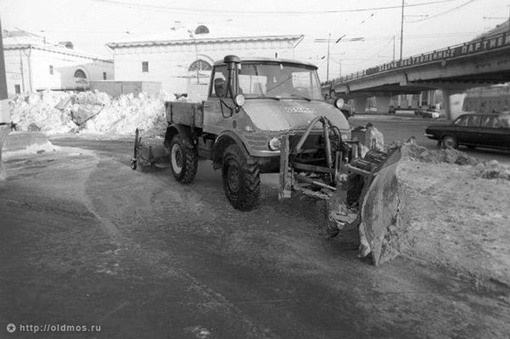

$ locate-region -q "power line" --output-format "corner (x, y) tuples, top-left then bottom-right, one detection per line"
(297, 31), (478, 52)
(407, 0), (477, 23)
(10, 28), (479, 45)
(89, 0), (459, 16)
(343, 37), (395, 67)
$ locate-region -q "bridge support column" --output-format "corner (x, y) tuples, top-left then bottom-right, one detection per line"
(375, 96), (392, 114)
(443, 89), (466, 120)
(353, 97), (368, 114)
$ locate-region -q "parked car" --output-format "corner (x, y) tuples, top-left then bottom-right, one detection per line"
(425, 112), (510, 150)
(415, 107), (444, 119)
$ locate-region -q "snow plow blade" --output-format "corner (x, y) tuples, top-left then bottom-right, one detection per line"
(130, 128), (169, 170)
(276, 119), (407, 266)
(349, 148), (403, 265)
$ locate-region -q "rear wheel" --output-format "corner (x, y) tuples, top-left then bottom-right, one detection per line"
(222, 144), (260, 211)
(169, 135), (198, 184)
(441, 135), (458, 149)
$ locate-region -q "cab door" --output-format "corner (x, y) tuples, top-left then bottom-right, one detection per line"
(202, 65), (236, 135)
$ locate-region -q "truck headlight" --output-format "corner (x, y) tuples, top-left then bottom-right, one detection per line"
(334, 98), (345, 109)
(341, 134), (349, 141)
(268, 137), (281, 151)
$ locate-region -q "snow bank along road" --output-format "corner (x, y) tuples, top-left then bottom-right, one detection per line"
(0, 136), (509, 338)
(350, 115), (510, 165)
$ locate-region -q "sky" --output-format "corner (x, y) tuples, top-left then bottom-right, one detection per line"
(1, 0), (509, 80)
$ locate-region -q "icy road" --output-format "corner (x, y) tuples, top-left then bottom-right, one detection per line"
(0, 133), (509, 338)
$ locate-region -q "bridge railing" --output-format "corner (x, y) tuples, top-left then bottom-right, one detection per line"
(326, 30), (510, 86)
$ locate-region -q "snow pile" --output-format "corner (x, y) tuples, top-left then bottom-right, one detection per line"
(74, 91), (111, 106)
(402, 139), (510, 180)
(475, 160), (510, 181)
(83, 92), (169, 137)
(10, 90), (177, 138)
(11, 91), (76, 134)
(401, 140), (480, 166)
(362, 141), (510, 289)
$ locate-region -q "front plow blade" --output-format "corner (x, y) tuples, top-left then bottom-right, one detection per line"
(358, 149), (402, 265)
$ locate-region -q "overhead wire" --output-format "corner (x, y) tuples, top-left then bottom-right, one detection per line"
(343, 36), (395, 67)
(89, 0), (460, 16)
(406, 0), (477, 22)
(7, 0), (497, 75)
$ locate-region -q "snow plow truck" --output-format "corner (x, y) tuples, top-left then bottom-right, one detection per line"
(131, 55), (401, 263)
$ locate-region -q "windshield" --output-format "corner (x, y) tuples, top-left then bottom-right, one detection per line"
(237, 62), (323, 100)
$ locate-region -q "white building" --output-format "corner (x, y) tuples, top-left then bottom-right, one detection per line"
(3, 30), (113, 97)
(107, 24), (304, 101)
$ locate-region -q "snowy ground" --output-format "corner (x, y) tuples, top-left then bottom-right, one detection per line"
(386, 143), (510, 291)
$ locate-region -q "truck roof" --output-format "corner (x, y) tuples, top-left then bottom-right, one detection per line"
(213, 56), (318, 69)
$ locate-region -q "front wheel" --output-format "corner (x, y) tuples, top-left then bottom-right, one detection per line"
(222, 144), (261, 211)
(441, 135), (458, 149)
(169, 135), (198, 184)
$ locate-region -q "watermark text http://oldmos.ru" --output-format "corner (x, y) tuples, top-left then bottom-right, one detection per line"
(6, 323), (101, 334)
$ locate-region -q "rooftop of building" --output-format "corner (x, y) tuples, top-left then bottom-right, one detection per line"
(2, 29), (113, 62)
(106, 23), (304, 49)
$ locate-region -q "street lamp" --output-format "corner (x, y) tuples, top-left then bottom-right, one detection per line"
(188, 30), (200, 84)
(398, 1), (428, 61)
(400, 0), (404, 61)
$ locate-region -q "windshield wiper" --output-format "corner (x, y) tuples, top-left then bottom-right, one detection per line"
(257, 95), (281, 101)
(290, 94), (312, 101)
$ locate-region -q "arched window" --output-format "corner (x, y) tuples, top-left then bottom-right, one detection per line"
(195, 25), (209, 35)
(74, 69), (87, 79)
(188, 59), (212, 72)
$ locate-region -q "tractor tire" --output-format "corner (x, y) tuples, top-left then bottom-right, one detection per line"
(222, 144), (261, 211)
(441, 135), (458, 149)
(169, 134), (198, 184)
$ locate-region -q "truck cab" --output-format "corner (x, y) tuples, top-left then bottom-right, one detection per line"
(203, 56), (350, 156)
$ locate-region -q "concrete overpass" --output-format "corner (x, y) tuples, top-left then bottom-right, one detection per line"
(325, 30), (510, 119)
